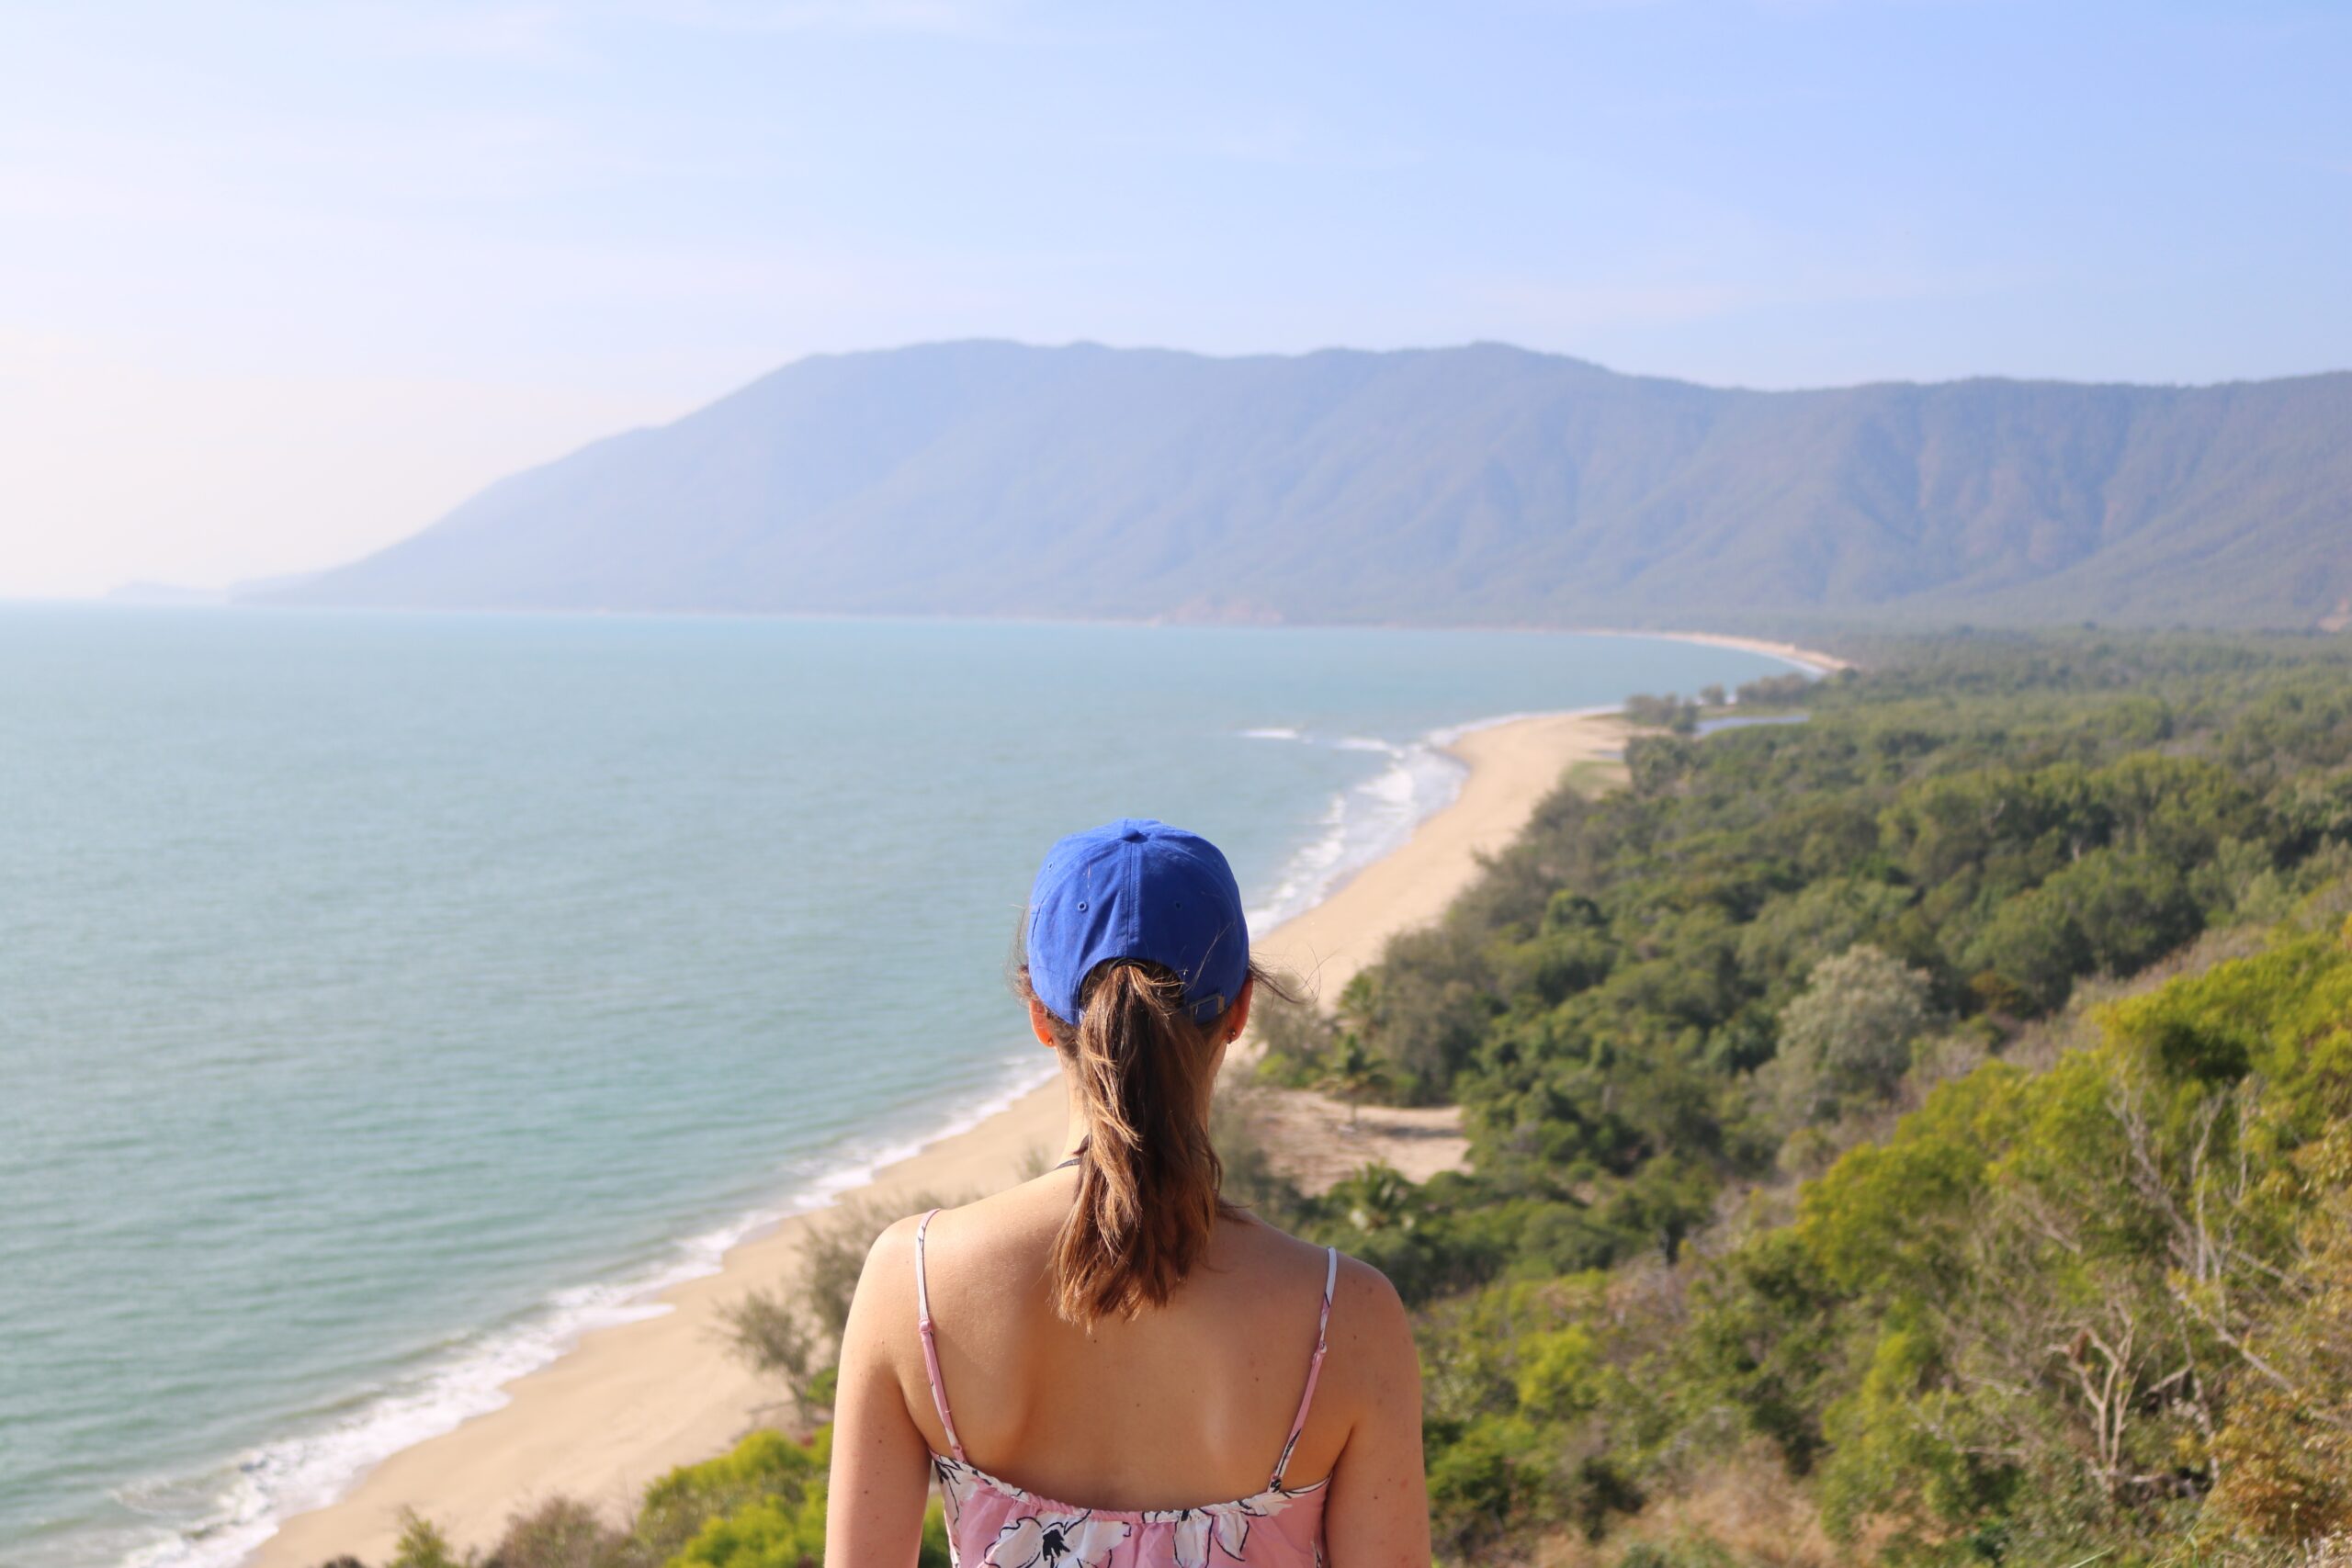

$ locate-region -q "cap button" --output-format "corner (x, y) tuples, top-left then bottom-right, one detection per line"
(1121, 827), (1147, 842)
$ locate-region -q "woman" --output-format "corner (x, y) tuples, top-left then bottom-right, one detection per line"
(827, 818), (1431, 1566)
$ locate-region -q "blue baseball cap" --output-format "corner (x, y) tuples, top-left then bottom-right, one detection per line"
(1025, 818), (1251, 1025)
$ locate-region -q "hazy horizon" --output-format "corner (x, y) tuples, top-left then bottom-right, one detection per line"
(4, 1), (2346, 598)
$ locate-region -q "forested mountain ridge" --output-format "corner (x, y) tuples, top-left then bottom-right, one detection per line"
(255, 343), (2352, 631)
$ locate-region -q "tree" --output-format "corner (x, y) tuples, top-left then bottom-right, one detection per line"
(1769, 945), (1935, 1126)
(484, 1497), (629, 1568)
(719, 1287), (827, 1416)
(1962, 889), (2092, 1016)
(2039, 847), (2202, 977)
(1624, 692), (1700, 733)
(1736, 671), (1814, 705)
(1319, 1030), (1394, 1129)
(719, 1195), (948, 1422)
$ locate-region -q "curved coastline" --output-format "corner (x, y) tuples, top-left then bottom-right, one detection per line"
(1574, 627), (1854, 675)
(240, 633), (1837, 1568)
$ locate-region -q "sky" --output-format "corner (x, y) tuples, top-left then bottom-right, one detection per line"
(2, 2), (2346, 599)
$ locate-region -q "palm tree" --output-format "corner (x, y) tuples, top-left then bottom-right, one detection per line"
(1317, 1031), (1393, 1131)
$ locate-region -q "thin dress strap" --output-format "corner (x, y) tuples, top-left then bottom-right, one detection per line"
(913, 1208), (967, 1462)
(1270, 1246), (1340, 1490)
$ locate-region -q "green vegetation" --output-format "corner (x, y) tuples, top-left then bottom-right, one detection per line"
(338, 630), (2352, 1566)
(369, 1427), (951, 1568)
(1248, 630), (2352, 1562)
(1623, 693), (1701, 734)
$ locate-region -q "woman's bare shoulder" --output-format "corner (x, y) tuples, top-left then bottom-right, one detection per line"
(1238, 1222), (1415, 1390)
(1328, 1254), (1413, 1361)
(874, 1183), (1071, 1313)
(1227, 1217), (1413, 1350)
(847, 1211), (925, 1326)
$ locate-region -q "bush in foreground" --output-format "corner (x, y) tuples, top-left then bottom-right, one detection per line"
(367, 1427), (948, 1568)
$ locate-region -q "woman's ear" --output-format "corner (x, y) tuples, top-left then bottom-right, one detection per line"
(1225, 973), (1256, 1043)
(1027, 993), (1060, 1048)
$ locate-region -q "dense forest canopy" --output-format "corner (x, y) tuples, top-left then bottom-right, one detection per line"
(1245, 630), (2352, 1562)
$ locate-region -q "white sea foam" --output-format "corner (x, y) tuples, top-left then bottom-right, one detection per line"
(113, 1051), (1062, 1568)
(1236, 726), (1302, 740)
(1240, 706), (1626, 940)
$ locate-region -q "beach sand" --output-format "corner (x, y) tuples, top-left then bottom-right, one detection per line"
(1618, 629), (1853, 671)
(245, 705), (1646, 1568)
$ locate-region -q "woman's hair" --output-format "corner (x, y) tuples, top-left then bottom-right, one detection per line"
(1012, 942), (1291, 1326)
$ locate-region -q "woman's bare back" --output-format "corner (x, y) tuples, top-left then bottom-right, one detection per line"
(900, 1178), (1347, 1506)
(829, 1164), (1431, 1564)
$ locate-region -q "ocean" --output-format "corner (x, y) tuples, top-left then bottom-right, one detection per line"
(0, 608), (1799, 1568)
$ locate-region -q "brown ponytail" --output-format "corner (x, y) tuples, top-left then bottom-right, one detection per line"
(1017, 953), (1286, 1327)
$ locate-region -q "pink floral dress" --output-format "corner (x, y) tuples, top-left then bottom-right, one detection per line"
(915, 1209), (1337, 1567)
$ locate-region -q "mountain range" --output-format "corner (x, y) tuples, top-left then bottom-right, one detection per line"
(254, 342), (2352, 631)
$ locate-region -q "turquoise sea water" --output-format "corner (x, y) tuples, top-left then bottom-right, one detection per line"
(0, 609), (1799, 1568)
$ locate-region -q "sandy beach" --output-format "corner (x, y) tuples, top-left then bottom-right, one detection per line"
(250, 641), (1841, 1567)
(1576, 628), (1855, 675)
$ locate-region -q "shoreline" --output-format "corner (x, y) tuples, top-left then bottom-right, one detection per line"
(245, 706), (1640, 1568)
(1570, 627), (1854, 675)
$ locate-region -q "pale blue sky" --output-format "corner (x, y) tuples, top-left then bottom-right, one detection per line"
(3, 0), (2345, 596)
